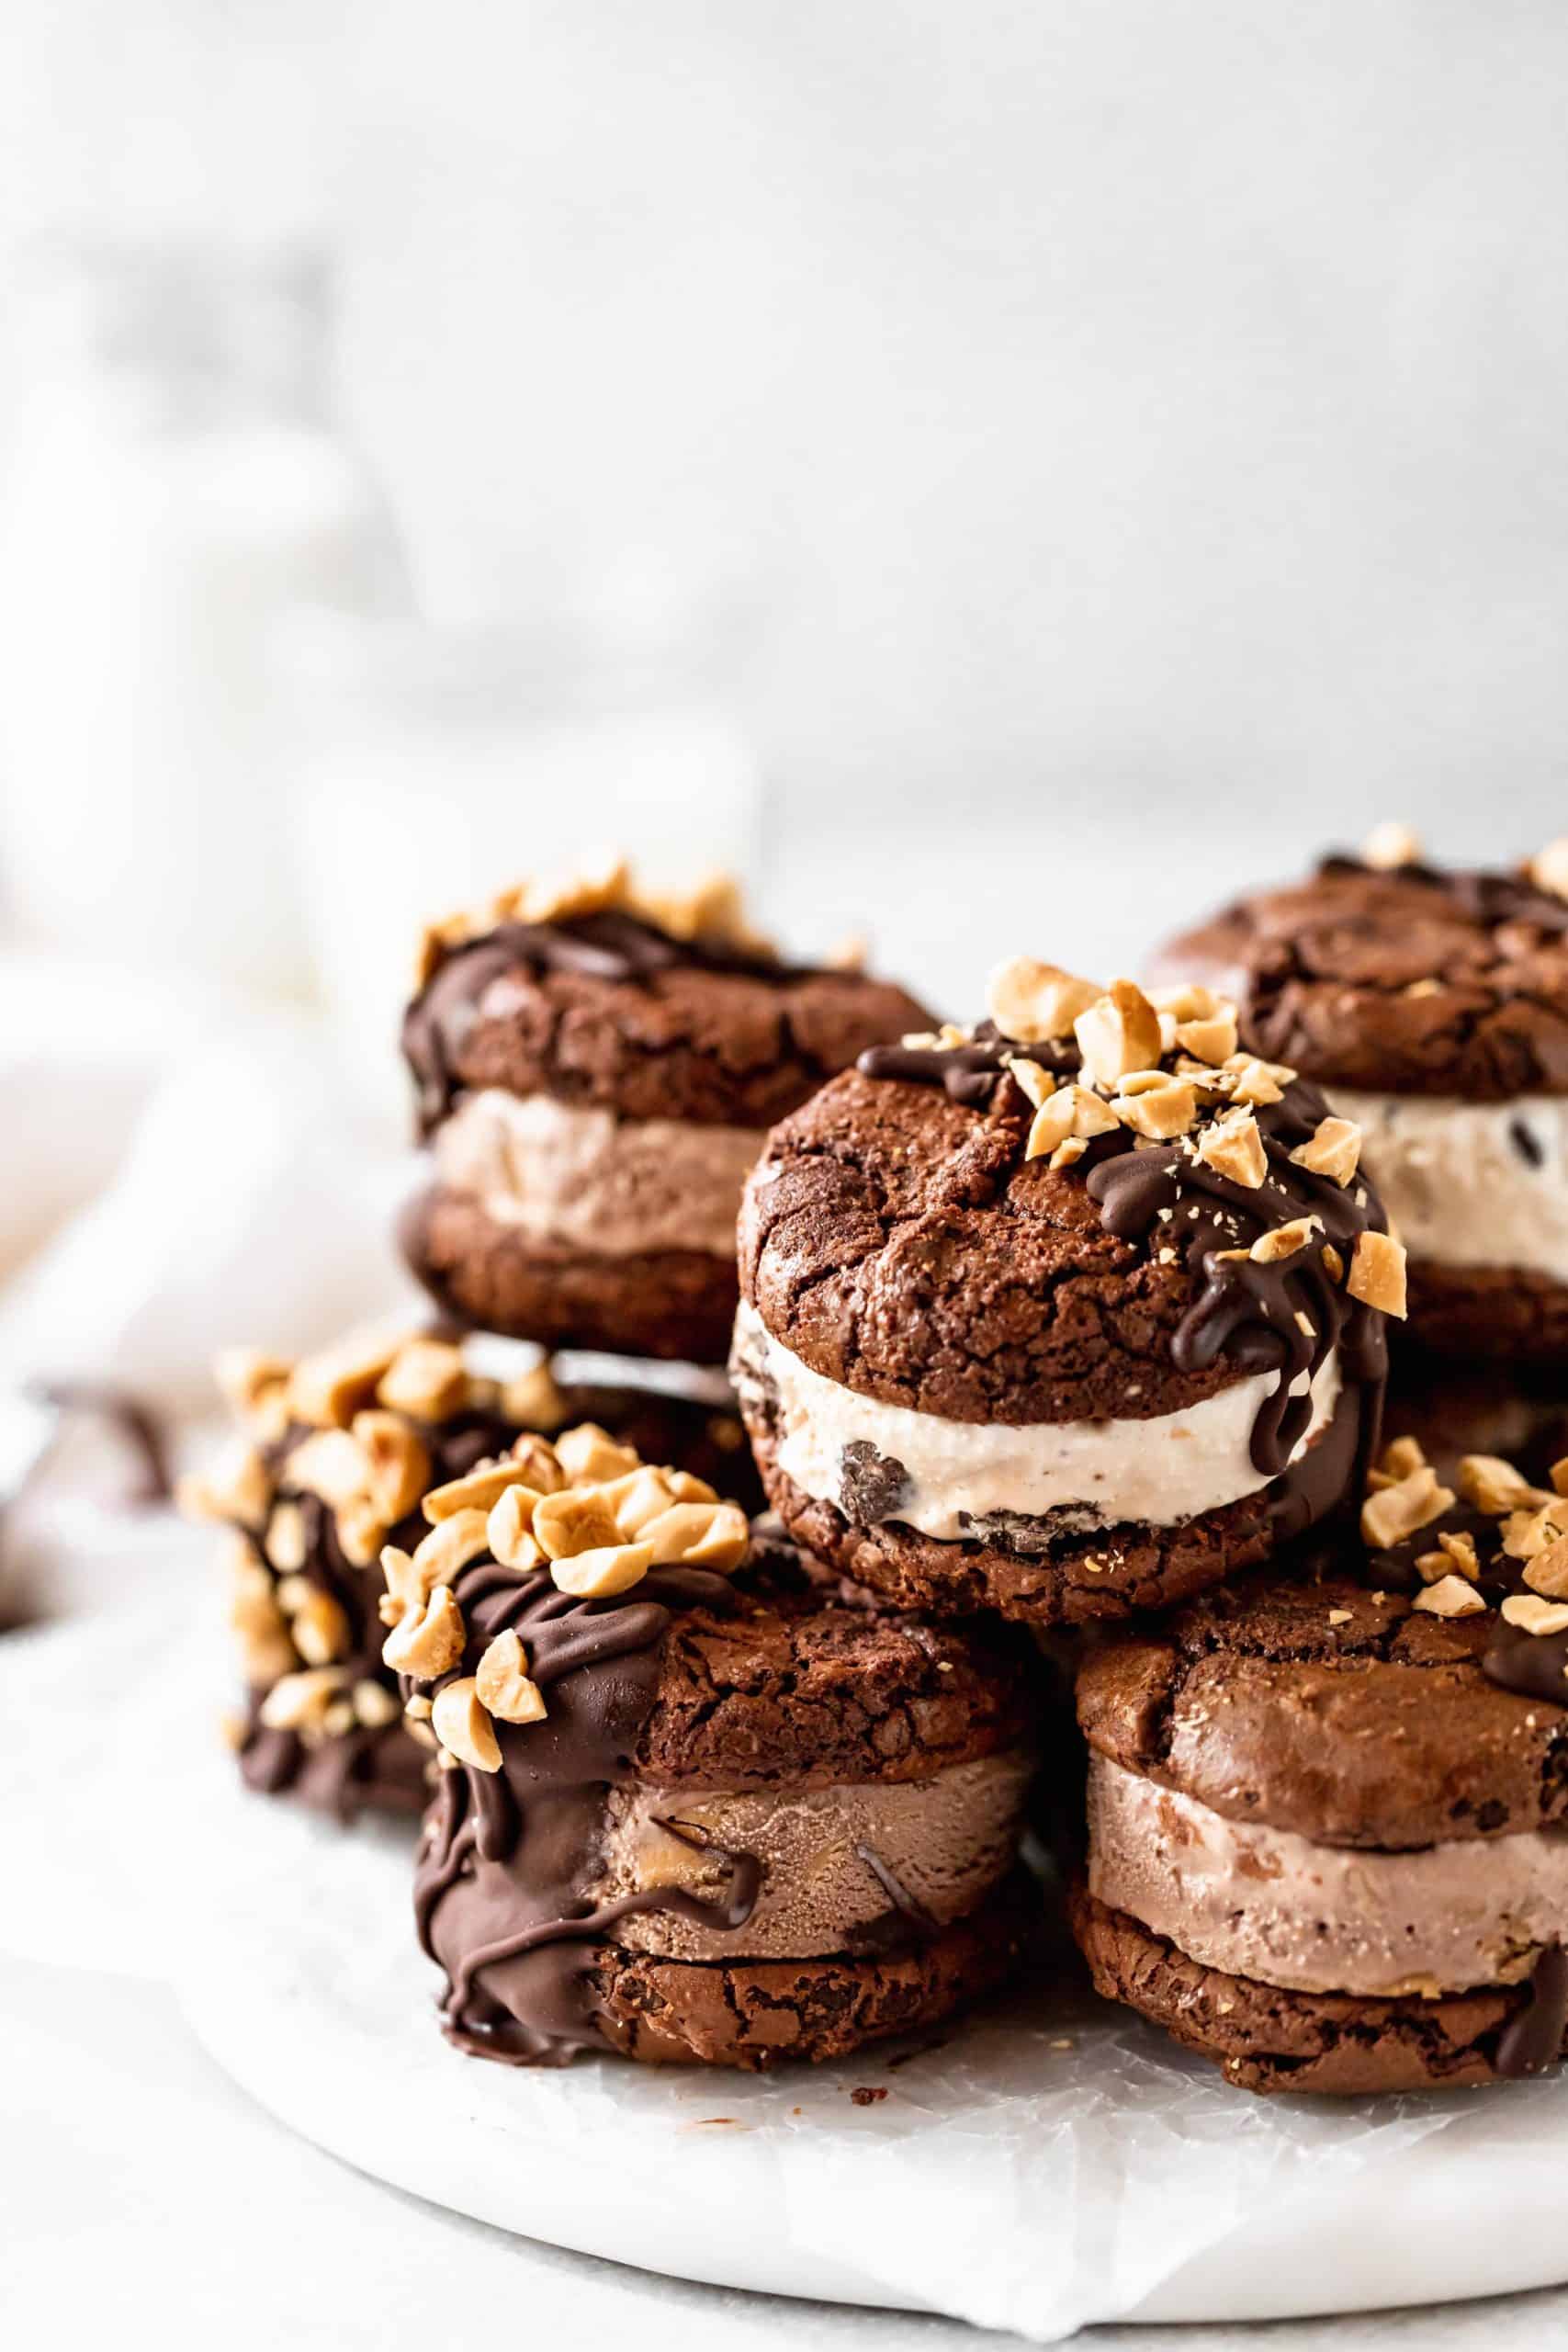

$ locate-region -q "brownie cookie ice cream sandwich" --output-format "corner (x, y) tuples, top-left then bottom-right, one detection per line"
(181, 1329), (761, 1819)
(400, 865), (929, 1365)
(389, 1425), (1038, 2068)
(1155, 829), (1568, 1362)
(735, 960), (1403, 1625)
(1073, 1432), (1568, 2093)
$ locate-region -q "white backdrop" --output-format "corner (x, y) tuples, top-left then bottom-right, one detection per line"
(4, 0), (1567, 852)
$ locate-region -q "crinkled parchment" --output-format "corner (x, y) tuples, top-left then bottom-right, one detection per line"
(2, 1566), (1559, 2340)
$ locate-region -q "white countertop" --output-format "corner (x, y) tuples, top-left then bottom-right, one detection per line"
(6, 1942), (1565, 2352)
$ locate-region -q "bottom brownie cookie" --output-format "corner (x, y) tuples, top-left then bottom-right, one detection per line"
(403, 1183), (740, 1365)
(456, 1873), (1036, 2071)
(741, 1396), (1363, 1627)
(1070, 1430), (1568, 2094)
(1071, 1889), (1568, 2096)
(391, 1426), (1039, 2069)
(1404, 1260), (1568, 1366)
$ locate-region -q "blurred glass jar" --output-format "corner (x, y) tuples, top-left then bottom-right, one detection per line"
(0, 242), (407, 991)
(282, 594), (765, 1128)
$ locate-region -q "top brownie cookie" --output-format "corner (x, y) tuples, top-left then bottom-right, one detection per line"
(1154, 831), (1568, 1101)
(1155, 832), (1568, 1362)
(399, 865), (929, 1363)
(735, 959), (1406, 1623)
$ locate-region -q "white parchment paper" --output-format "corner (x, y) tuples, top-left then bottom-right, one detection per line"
(4, 1566), (1562, 2341)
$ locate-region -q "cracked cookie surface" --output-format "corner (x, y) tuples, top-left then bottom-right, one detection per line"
(1071, 1889), (1565, 2095)
(1154, 855), (1568, 1100)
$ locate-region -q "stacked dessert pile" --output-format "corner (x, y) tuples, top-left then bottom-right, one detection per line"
(184, 836), (1568, 2093)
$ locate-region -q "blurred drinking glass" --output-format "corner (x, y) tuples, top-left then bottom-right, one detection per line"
(0, 239), (407, 992)
(282, 586), (765, 1129)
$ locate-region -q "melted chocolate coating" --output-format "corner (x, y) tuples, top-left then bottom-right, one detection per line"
(409, 1532), (1021, 2066)
(857, 1027), (1390, 1493)
(412, 1552), (744, 2064)
(1497, 1942), (1568, 2078)
(403, 910), (813, 1136)
(237, 1410), (513, 1823)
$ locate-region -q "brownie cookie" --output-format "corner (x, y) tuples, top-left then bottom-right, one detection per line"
(1384, 1351), (1568, 1489)
(387, 1424), (1038, 2068)
(1154, 829), (1568, 1362)
(1073, 1430), (1568, 2093)
(734, 961), (1403, 1626)
(180, 1330), (761, 1821)
(400, 865), (928, 1364)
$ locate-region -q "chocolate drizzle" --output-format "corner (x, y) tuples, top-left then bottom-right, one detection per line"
(859, 1018), (1391, 1498)
(1362, 1495), (1568, 1709)
(403, 910), (814, 1135)
(1087, 1094), (1388, 1479)
(410, 1550), (748, 2064)
(1497, 1942), (1568, 2079)
(858, 1021), (1076, 1107)
(850, 1843), (941, 1952)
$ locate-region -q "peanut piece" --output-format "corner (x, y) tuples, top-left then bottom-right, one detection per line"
(639, 1501), (750, 1570)
(382, 1584), (466, 1678)
(1523, 1537), (1568, 1600)
(1459, 1454), (1546, 1515)
(423, 1459), (536, 1523)
(500, 1363), (570, 1434)
(554, 1423), (641, 1485)
(533, 1488), (625, 1561)
(475, 1630), (548, 1725)
(548, 1542), (654, 1599)
(1250, 1216), (1322, 1264)
(1501, 1593), (1568, 1637)
(376, 1338), (469, 1423)
(487, 1487), (545, 1571)
(353, 1410), (432, 1523)
(1110, 1073), (1198, 1140)
(1074, 979), (1163, 1091)
(986, 956), (1100, 1044)
(1360, 820), (1422, 869)
(291, 1589), (352, 1668)
(1413, 1575), (1485, 1619)
(259, 1668), (347, 1734)
(431, 1678), (502, 1773)
(1360, 1464), (1455, 1549)
(508, 1431), (567, 1493)
(1289, 1117), (1362, 1187)
(288, 1329), (403, 1428)
(285, 1428), (371, 1509)
(1347, 1231), (1407, 1318)
(1193, 1107), (1268, 1188)
(176, 1443), (272, 1532)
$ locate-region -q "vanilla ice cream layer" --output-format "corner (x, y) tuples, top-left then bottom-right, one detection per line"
(1330, 1090), (1568, 1284)
(731, 1302), (1341, 1541)
(1089, 1755), (1568, 1998)
(434, 1089), (761, 1260)
(593, 1750), (1033, 1962)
